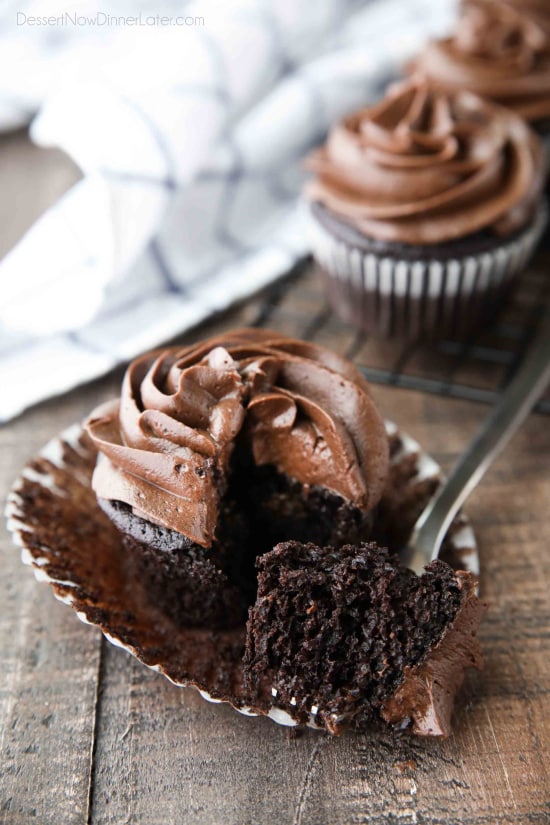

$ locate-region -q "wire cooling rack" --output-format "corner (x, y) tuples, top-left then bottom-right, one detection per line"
(242, 253), (550, 416)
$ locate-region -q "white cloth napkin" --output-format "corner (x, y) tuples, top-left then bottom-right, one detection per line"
(0, 0), (455, 421)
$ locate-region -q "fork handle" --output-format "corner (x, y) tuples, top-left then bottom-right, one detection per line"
(408, 309), (550, 574)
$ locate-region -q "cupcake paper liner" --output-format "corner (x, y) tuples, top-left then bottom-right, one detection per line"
(310, 203), (548, 339)
(6, 421), (478, 730)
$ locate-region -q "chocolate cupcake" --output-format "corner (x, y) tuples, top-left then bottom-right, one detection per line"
(10, 330), (487, 736)
(85, 329), (389, 627)
(305, 76), (546, 339)
(412, 0), (550, 143)
(505, 0), (550, 36)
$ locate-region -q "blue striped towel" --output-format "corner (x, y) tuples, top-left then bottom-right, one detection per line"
(0, 0), (455, 421)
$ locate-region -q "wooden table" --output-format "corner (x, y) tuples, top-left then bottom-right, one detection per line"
(1, 135), (549, 825)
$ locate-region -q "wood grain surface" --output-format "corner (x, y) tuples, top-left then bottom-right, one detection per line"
(1, 135), (549, 825)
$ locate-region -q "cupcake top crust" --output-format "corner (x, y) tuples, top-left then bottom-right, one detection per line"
(85, 329), (389, 547)
(306, 75), (543, 245)
(413, 0), (550, 123)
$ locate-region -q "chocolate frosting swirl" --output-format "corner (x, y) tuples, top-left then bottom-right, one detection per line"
(86, 329), (389, 547)
(414, 0), (550, 123)
(306, 76), (542, 245)
(506, 0), (550, 35)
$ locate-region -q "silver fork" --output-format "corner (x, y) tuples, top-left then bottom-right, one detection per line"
(407, 308), (550, 576)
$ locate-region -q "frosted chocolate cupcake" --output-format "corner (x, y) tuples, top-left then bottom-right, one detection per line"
(505, 0), (550, 37)
(306, 76), (546, 339)
(85, 329), (389, 628)
(413, 0), (550, 133)
(11, 326), (487, 736)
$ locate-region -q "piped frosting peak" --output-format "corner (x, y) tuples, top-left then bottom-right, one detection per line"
(306, 76), (542, 245)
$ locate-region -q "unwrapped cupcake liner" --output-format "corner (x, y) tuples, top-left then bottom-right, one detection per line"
(310, 204), (548, 339)
(6, 420), (478, 731)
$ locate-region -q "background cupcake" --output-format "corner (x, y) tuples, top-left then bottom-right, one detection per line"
(412, 0), (550, 146)
(305, 76), (545, 339)
(505, 0), (550, 36)
(505, 0), (550, 34)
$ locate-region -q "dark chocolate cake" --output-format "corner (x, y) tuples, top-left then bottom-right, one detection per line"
(244, 541), (485, 736)
(122, 534), (245, 629)
(106, 495), (250, 628)
(229, 461), (375, 557)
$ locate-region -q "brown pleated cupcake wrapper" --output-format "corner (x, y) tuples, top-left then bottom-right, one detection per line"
(6, 421), (477, 731)
(310, 204), (547, 339)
